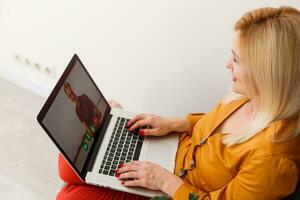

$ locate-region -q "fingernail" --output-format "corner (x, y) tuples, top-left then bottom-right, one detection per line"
(118, 163), (124, 168)
(115, 169), (118, 173)
(121, 181), (125, 185)
(139, 130), (144, 136)
(115, 173), (120, 178)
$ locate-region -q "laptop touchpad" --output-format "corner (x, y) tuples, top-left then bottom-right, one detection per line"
(145, 141), (173, 167)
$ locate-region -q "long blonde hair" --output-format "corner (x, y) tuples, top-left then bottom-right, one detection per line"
(222, 6), (300, 146)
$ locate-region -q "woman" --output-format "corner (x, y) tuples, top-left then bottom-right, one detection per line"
(57, 6), (300, 200)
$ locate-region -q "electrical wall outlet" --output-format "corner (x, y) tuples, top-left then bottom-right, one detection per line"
(14, 53), (57, 78)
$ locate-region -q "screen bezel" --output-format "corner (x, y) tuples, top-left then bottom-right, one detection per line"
(37, 54), (111, 180)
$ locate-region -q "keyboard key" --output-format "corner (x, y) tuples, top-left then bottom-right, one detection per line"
(130, 143), (135, 148)
(103, 170), (108, 175)
(109, 170), (115, 176)
(109, 153), (114, 157)
(125, 141), (131, 145)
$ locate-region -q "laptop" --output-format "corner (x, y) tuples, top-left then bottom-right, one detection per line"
(37, 54), (179, 197)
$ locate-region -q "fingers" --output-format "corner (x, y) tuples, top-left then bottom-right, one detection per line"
(127, 114), (146, 127)
(121, 179), (144, 187)
(115, 161), (160, 190)
(128, 116), (160, 136)
(128, 119), (151, 132)
(116, 171), (140, 180)
(115, 161), (145, 187)
(139, 128), (159, 136)
(116, 161), (140, 174)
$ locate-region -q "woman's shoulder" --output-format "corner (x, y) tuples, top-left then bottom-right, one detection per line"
(248, 118), (300, 162)
(266, 119), (300, 153)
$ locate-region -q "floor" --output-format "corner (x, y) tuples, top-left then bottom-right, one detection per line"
(0, 77), (62, 199)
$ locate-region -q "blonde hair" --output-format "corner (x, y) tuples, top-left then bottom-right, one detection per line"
(222, 6), (300, 146)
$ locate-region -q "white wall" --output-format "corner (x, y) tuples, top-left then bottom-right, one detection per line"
(0, 0), (299, 116)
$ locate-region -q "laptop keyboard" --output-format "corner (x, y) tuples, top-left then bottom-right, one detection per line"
(98, 117), (144, 176)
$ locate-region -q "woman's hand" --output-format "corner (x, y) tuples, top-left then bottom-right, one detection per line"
(127, 114), (191, 136)
(108, 100), (123, 109)
(115, 161), (183, 197)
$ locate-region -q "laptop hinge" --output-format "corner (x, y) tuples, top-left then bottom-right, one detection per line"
(82, 114), (113, 178)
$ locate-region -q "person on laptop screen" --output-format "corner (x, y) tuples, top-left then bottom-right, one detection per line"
(57, 6), (300, 200)
(63, 81), (102, 137)
(63, 81), (103, 164)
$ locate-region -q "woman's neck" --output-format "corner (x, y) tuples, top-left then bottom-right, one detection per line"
(246, 96), (260, 120)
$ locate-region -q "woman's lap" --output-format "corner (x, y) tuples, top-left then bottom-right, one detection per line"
(57, 154), (149, 200)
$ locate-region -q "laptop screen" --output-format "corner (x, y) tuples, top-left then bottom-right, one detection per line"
(38, 55), (110, 173)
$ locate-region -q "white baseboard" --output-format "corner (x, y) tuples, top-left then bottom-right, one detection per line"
(0, 65), (53, 98)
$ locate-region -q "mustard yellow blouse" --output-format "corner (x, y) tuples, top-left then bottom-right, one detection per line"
(173, 97), (300, 200)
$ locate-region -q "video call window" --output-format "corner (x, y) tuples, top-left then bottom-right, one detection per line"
(42, 60), (109, 171)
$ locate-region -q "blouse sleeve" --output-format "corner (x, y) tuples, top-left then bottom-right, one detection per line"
(186, 113), (206, 132)
(186, 99), (227, 133)
(173, 156), (298, 200)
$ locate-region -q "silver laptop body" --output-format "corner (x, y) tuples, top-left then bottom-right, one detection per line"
(37, 54), (179, 198)
(86, 108), (178, 197)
